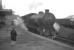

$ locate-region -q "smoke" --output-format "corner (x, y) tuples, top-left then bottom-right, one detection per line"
(29, 1), (42, 10)
(13, 17), (28, 30)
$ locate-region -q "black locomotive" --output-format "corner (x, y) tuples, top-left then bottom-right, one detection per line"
(22, 9), (74, 43)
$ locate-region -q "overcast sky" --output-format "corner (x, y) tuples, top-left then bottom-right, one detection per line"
(2, 0), (74, 19)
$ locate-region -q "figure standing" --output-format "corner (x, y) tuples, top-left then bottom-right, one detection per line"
(10, 28), (17, 46)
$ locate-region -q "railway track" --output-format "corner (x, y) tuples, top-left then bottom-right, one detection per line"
(27, 26), (74, 47)
(54, 36), (74, 47)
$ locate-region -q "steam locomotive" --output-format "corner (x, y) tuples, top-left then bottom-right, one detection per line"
(22, 12), (74, 43)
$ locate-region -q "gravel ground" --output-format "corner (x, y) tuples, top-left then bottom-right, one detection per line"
(0, 25), (74, 50)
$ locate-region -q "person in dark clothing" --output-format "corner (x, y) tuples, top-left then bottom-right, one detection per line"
(10, 28), (17, 46)
(11, 28), (17, 41)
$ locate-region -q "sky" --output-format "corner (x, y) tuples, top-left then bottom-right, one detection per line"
(2, 0), (74, 19)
